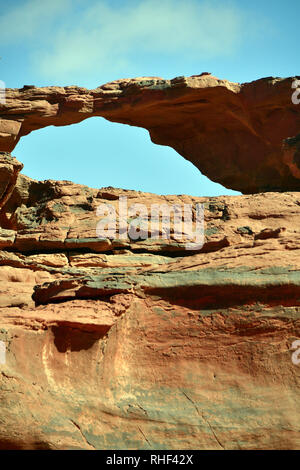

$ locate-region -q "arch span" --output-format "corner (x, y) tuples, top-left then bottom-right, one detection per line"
(1, 74), (300, 193)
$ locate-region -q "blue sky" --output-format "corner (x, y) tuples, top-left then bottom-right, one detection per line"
(0, 0), (299, 196)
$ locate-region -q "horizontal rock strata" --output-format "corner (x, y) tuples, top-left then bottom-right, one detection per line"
(0, 155), (300, 449)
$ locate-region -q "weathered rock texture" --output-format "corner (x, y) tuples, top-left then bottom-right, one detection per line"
(1, 154), (300, 449)
(1, 74), (300, 193)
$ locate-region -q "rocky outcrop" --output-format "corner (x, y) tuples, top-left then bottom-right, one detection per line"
(0, 152), (23, 212)
(1, 154), (300, 449)
(1, 74), (300, 193)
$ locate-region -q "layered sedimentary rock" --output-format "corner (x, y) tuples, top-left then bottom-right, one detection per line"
(0, 74), (300, 193)
(0, 154), (300, 449)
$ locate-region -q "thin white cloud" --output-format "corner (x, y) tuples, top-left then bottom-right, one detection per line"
(0, 0), (72, 42)
(1, 0), (264, 82)
(37, 0), (244, 78)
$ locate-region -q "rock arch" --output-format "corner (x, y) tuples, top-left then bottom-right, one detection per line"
(1, 74), (299, 193)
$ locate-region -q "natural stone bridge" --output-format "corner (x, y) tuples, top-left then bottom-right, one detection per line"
(1, 74), (300, 450)
(1, 73), (300, 193)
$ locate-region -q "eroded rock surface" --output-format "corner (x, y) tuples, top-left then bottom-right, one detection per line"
(1, 74), (300, 193)
(0, 155), (300, 449)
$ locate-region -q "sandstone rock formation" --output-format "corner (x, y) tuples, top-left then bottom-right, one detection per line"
(0, 74), (300, 193)
(1, 153), (300, 449)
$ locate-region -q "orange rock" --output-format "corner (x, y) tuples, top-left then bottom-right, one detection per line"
(1, 152), (300, 449)
(1, 75), (300, 192)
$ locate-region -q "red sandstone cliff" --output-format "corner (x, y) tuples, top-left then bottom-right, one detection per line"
(0, 74), (300, 449)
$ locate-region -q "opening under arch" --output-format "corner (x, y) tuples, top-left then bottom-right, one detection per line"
(13, 117), (241, 197)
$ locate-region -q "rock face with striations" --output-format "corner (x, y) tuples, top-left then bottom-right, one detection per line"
(0, 74), (300, 193)
(0, 74), (300, 450)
